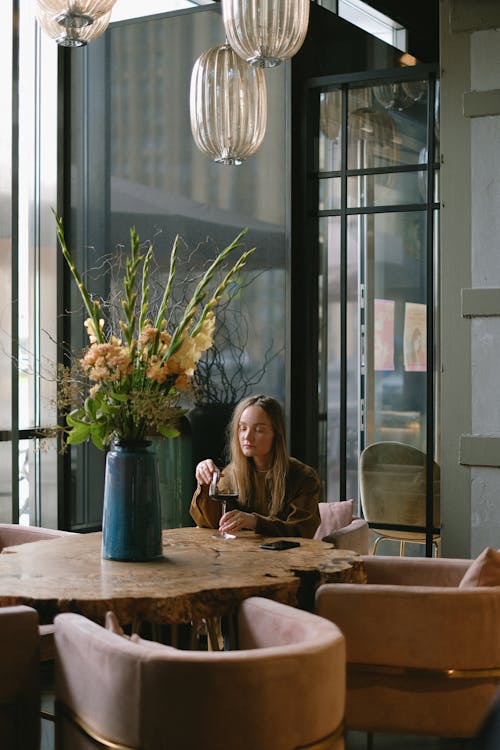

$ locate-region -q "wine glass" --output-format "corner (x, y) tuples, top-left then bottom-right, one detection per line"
(209, 471), (238, 539)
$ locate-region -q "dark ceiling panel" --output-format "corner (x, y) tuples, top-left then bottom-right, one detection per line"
(364, 0), (439, 62)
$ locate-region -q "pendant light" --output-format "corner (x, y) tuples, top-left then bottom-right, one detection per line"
(190, 43), (267, 165)
(373, 81), (426, 111)
(320, 87), (372, 141)
(222, 0), (310, 68)
(35, 5), (112, 46)
(35, 0), (116, 46)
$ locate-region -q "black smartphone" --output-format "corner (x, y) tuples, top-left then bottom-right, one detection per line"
(260, 540), (300, 551)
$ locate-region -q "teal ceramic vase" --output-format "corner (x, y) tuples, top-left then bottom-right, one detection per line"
(152, 416), (193, 528)
(102, 440), (163, 561)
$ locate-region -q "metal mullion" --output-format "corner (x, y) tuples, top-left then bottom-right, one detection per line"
(318, 203), (438, 219)
(339, 84), (348, 501)
(345, 163), (437, 178)
(425, 72), (437, 556)
(314, 89), (327, 484)
(79, 49), (91, 524)
(307, 62), (437, 95)
(32, 20), (43, 525)
(57, 46), (72, 530)
(317, 163), (439, 180)
(11, 0), (20, 524)
(347, 203), (431, 215)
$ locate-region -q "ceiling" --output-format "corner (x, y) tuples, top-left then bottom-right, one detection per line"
(365, 0), (439, 62)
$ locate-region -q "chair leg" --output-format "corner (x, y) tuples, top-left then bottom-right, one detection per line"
(366, 731), (373, 750)
(400, 540), (406, 557)
(205, 617), (224, 651)
(189, 621), (200, 649)
(224, 613), (237, 650)
(131, 615), (142, 636)
(371, 535), (382, 555)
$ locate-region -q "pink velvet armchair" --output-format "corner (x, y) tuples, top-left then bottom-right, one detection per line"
(55, 596), (346, 750)
(0, 523), (74, 549)
(315, 554), (500, 739)
(0, 524), (76, 661)
(314, 502), (370, 555)
(0, 605), (40, 750)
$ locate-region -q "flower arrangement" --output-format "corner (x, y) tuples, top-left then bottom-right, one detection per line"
(54, 214), (255, 449)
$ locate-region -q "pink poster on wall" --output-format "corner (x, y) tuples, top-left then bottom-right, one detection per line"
(404, 302), (427, 372)
(374, 298), (395, 371)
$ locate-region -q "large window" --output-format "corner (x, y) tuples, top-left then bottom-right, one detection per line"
(3, 0), (434, 534)
(65, 6), (288, 528)
(0, 1), (59, 527)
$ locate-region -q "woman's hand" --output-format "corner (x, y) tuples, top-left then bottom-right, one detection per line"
(219, 509), (257, 534)
(195, 459), (219, 486)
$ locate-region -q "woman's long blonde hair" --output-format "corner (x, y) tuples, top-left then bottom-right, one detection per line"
(226, 395), (289, 516)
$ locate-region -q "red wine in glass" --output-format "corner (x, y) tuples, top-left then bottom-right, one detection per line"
(209, 473), (237, 539)
(210, 492), (239, 504)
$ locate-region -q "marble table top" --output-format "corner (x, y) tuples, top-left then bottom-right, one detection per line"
(0, 527), (366, 626)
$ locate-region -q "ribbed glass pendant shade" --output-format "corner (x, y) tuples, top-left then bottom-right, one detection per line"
(373, 81), (426, 111)
(35, 0), (116, 32)
(35, 4), (112, 46)
(222, 0), (309, 68)
(190, 43), (267, 165)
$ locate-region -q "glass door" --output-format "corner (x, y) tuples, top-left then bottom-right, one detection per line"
(314, 69), (439, 551)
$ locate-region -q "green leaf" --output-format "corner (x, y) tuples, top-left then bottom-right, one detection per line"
(158, 425), (180, 438)
(66, 410), (89, 428)
(109, 392), (128, 403)
(66, 424), (92, 445)
(90, 432), (105, 451)
(89, 422), (106, 450)
(54, 212), (105, 345)
(84, 397), (96, 420)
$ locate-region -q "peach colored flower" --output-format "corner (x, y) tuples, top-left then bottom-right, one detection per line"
(138, 325), (172, 362)
(174, 374), (190, 391)
(146, 356), (170, 385)
(138, 325), (159, 349)
(80, 342), (132, 382)
(167, 313), (216, 376)
(83, 317), (105, 344)
(192, 311), (215, 352)
(168, 336), (198, 376)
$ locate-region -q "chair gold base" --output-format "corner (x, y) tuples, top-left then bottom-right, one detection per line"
(349, 662), (500, 681)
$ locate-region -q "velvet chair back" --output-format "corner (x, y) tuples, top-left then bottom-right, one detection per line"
(55, 596), (346, 750)
(0, 524), (76, 661)
(316, 555), (500, 739)
(0, 523), (75, 551)
(0, 605), (40, 750)
(314, 502), (370, 554)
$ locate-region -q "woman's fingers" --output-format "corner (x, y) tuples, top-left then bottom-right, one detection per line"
(219, 510), (256, 532)
(219, 510), (237, 532)
(195, 459), (219, 485)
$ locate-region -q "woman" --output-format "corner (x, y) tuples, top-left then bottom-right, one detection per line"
(190, 394), (321, 537)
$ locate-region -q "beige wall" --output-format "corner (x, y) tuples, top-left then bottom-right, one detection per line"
(440, 0), (500, 556)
